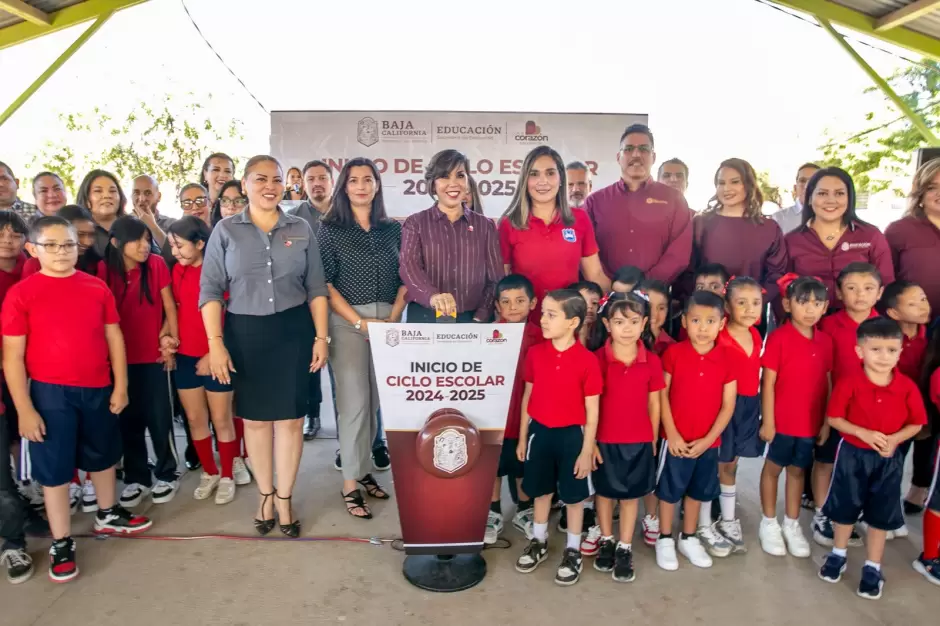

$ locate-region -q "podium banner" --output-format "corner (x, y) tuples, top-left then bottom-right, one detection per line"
(368, 323), (524, 554)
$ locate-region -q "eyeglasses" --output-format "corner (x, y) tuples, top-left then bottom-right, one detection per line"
(181, 197), (209, 209)
(220, 197), (248, 208)
(621, 145), (653, 155)
(32, 242), (78, 253)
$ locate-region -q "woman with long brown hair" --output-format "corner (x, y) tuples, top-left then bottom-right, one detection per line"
(199, 153), (235, 206)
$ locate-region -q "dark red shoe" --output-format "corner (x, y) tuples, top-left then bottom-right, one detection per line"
(48, 538), (78, 583)
(94, 505), (153, 535)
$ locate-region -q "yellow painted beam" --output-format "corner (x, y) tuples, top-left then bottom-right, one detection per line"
(0, 0), (51, 26)
(0, 0), (148, 51)
(875, 0), (940, 31)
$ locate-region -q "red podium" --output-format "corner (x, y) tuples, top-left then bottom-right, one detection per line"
(368, 323), (524, 592)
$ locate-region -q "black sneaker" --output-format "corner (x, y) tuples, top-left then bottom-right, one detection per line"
(903, 500), (925, 515)
(583, 507), (596, 532)
(857, 564), (884, 600)
(48, 538), (78, 583)
(612, 545), (636, 583)
(184, 445), (202, 471)
(556, 507), (568, 533)
(593, 538), (616, 572)
(1, 547), (34, 584)
(94, 505), (153, 535)
(554, 547), (583, 586)
(372, 444), (391, 471)
(818, 552), (847, 583)
(333, 450), (342, 471)
(515, 538), (548, 573)
(304, 415), (320, 441)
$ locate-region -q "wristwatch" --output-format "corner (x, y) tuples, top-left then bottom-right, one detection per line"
(354, 319), (362, 330)
(315, 336), (332, 345)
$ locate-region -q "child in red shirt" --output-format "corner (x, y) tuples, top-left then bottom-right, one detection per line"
(639, 279), (675, 357)
(2, 216), (151, 584)
(486, 274), (539, 544)
(916, 336), (940, 586)
(515, 288), (602, 587)
(588, 292), (663, 583)
(759, 276), (831, 559)
(99, 216), (179, 509)
(819, 318), (926, 599)
(656, 290), (736, 571)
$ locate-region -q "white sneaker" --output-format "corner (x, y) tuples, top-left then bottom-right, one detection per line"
(580, 525), (602, 556)
(679, 535), (713, 568)
(81, 479), (98, 513)
(717, 518), (746, 553)
(642, 514), (660, 546)
(512, 507), (534, 539)
(782, 520), (811, 558)
(193, 473), (220, 500)
(759, 518), (788, 556)
(151, 480), (179, 504)
(655, 537), (679, 571)
(68, 482), (81, 515)
(484, 510), (503, 545)
(214, 478), (236, 505)
(119, 483), (152, 508)
(696, 523), (732, 558)
(232, 457), (252, 486)
(893, 524), (909, 539)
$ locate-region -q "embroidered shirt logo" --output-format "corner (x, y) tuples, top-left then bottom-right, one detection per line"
(646, 197), (668, 204)
(841, 241), (871, 251)
(433, 428), (468, 474)
(562, 228), (577, 242)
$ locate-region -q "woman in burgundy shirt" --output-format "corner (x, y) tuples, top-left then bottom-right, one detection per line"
(690, 158), (787, 305)
(784, 167), (894, 310)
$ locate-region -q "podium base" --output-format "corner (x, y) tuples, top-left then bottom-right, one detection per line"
(402, 553), (487, 592)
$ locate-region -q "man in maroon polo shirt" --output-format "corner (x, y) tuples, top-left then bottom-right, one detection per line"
(584, 124), (693, 286)
(657, 158), (689, 196)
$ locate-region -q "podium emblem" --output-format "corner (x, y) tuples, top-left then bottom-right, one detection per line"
(433, 428), (468, 474)
(386, 328), (400, 347)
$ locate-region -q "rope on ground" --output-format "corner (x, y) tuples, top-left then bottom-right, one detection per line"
(69, 533), (398, 545)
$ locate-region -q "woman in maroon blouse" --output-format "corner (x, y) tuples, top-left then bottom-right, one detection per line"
(784, 167), (894, 310)
(690, 158), (787, 304)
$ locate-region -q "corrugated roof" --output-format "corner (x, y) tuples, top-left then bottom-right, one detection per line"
(832, 1), (940, 40)
(0, 0), (85, 30)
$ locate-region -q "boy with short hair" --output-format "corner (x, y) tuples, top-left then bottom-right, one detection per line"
(568, 281), (602, 348)
(818, 318), (926, 599)
(814, 262), (882, 547)
(487, 274), (540, 543)
(693, 263), (730, 295)
(1, 216), (152, 584)
(655, 291), (737, 571)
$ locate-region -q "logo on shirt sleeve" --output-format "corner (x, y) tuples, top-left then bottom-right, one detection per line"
(562, 228), (577, 243)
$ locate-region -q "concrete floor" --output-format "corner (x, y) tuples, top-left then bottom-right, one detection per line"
(4, 439), (940, 625)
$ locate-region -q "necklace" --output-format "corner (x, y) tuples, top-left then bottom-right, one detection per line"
(825, 233), (838, 241)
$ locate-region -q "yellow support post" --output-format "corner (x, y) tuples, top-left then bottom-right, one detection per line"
(0, 12), (112, 129)
(0, 0), (147, 51)
(816, 16), (940, 146)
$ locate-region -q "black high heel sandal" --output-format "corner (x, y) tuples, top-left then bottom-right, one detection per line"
(275, 493), (301, 538)
(358, 474), (390, 500)
(254, 491), (275, 536)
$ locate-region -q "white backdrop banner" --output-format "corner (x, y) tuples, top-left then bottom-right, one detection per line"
(270, 110), (647, 218)
(367, 323), (525, 431)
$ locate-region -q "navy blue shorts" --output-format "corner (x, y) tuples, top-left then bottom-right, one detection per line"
(22, 382), (121, 487)
(592, 442), (656, 500)
(815, 429), (842, 464)
(927, 441), (939, 514)
(655, 444), (720, 504)
(521, 420), (591, 505)
(497, 437), (523, 479)
(765, 433), (815, 469)
(174, 354), (232, 393)
(719, 394), (763, 463)
(822, 441), (904, 531)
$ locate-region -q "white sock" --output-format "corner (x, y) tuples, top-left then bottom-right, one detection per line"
(699, 503), (712, 528)
(533, 522), (548, 542)
(864, 560), (881, 571)
(762, 515), (777, 525)
(719, 485), (736, 521)
(567, 532), (581, 550)
(583, 500), (594, 510)
(602, 535), (614, 542)
(832, 547), (847, 558)
(815, 507), (823, 520)
(783, 516), (799, 528)
(618, 541), (632, 551)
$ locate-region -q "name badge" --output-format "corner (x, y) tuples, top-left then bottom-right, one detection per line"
(562, 228), (577, 243)
(284, 236), (307, 248)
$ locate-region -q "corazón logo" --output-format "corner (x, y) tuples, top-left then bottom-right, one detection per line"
(514, 120), (548, 143)
(486, 329), (507, 344)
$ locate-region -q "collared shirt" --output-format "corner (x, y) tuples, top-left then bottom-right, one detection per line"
(663, 341), (735, 447)
(595, 340), (665, 444)
(583, 178), (693, 285)
(885, 215), (940, 315)
(317, 219), (402, 306)
(199, 209), (328, 316)
(772, 202), (803, 235)
(523, 340), (603, 429)
(898, 325), (927, 382)
(399, 204), (503, 320)
(717, 326), (762, 397)
(827, 371), (927, 450)
(784, 221), (895, 309)
(290, 201), (325, 238)
(8, 198), (38, 222)
(819, 309), (879, 383)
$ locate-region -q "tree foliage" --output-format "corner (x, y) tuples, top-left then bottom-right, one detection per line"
(27, 93), (244, 194)
(757, 170), (782, 207)
(822, 60), (940, 195)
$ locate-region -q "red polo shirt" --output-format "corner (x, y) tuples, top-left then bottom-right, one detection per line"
(504, 321), (544, 439)
(1, 272), (120, 388)
(898, 325), (927, 382)
(173, 263), (218, 359)
(584, 179), (693, 285)
(499, 209), (598, 324)
(885, 216), (940, 315)
(0, 254), (26, 309)
(523, 339), (603, 429)
(99, 255), (171, 365)
(761, 323), (833, 438)
(662, 341), (735, 447)
(784, 221), (894, 310)
(819, 310), (878, 383)
(718, 326), (762, 397)
(827, 371), (927, 450)
(595, 341), (665, 444)
(652, 330), (676, 356)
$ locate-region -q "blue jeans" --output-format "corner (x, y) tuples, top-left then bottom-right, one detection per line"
(328, 364), (385, 450)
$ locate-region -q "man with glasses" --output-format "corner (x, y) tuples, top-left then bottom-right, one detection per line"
(658, 159), (689, 196)
(131, 175), (174, 248)
(584, 124), (693, 286)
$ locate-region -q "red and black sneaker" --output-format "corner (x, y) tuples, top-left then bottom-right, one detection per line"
(48, 537), (78, 583)
(94, 505), (153, 535)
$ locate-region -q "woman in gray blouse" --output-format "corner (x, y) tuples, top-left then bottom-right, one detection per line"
(200, 155), (330, 537)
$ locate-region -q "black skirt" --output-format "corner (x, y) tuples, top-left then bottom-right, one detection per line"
(225, 305), (314, 422)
